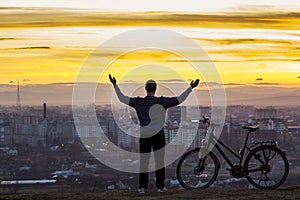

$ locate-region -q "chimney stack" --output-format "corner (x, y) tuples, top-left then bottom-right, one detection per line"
(43, 102), (47, 118)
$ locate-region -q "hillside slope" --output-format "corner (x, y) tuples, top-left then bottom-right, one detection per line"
(0, 186), (299, 200)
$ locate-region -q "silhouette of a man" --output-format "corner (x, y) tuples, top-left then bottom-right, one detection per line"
(109, 74), (199, 193)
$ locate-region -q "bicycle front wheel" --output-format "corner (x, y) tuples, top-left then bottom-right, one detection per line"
(176, 148), (219, 189)
(244, 145), (289, 189)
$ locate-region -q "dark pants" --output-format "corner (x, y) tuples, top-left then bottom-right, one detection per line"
(139, 133), (165, 189)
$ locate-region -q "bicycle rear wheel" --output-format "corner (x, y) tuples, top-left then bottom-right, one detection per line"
(176, 148), (219, 189)
(244, 145), (289, 189)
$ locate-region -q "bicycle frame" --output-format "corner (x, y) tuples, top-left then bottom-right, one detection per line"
(204, 126), (253, 169)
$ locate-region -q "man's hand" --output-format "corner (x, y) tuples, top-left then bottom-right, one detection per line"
(190, 79), (200, 88)
(109, 74), (117, 87)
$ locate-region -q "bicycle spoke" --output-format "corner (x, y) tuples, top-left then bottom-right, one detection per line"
(262, 148), (268, 164)
(268, 150), (277, 162)
(263, 173), (272, 187)
(256, 170), (273, 187)
(253, 152), (265, 165)
(247, 168), (262, 173)
(264, 173), (270, 181)
(258, 172), (263, 185)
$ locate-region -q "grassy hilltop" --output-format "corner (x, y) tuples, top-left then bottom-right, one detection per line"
(0, 186), (299, 200)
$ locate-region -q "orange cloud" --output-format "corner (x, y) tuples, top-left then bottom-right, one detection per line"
(0, 7), (299, 30)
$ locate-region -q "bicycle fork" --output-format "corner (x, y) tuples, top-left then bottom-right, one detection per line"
(194, 156), (207, 175)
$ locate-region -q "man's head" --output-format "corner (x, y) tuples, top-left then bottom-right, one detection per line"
(145, 80), (157, 94)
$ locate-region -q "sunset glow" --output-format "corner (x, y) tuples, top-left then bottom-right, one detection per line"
(0, 1), (299, 105)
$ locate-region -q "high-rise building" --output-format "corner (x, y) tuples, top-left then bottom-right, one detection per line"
(16, 81), (21, 110)
(167, 106), (187, 124)
(255, 106), (277, 119)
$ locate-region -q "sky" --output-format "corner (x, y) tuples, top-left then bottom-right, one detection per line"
(1, 0), (300, 12)
(0, 0), (299, 105)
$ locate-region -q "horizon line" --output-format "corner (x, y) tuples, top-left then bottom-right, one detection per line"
(2, 81), (299, 88)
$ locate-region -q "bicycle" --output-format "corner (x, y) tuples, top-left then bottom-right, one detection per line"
(176, 117), (289, 190)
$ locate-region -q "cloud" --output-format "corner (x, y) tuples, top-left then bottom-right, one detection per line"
(199, 82), (245, 87)
(123, 80), (138, 83)
(158, 79), (185, 82)
(0, 84), (14, 88)
(256, 78), (263, 81)
(9, 81), (15, 84)
(198, 38), (293, 45)
(23, 79), (30, 82)
(253, 82), (279, 86)
(199, 82), (224, 87)
(206, 50), (300, 61)
(161, 57), (300, 63)
(223, 83), (245, 86)
(48, 82), (111, 86)
(298, 76), (300, 78)
(0, 7), (299, 30)
(0, 38), (24, 40)
(161, 59), (212, 63)
(1, 46), (51, 50)
(49, 82), (75, 86)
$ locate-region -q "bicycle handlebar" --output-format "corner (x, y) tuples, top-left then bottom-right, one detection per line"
(197, 116), (210, 125)
(192, 117), (221, 128)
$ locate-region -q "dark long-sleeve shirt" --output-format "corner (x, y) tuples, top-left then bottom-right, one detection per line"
(114, 85), (192, 136)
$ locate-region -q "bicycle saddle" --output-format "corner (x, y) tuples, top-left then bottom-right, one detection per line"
(242, 125), (259, 132)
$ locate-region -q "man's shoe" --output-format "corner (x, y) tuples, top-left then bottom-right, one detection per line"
(138, 188), (146, 194)
(157, 188), (167, 193)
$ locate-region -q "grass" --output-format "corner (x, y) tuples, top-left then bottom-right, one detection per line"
(0, 186), (299, 200)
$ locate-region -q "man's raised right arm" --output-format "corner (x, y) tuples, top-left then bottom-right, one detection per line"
(109, 74), (130, 105)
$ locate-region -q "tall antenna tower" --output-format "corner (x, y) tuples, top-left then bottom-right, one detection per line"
(17, 80), (21, 109)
